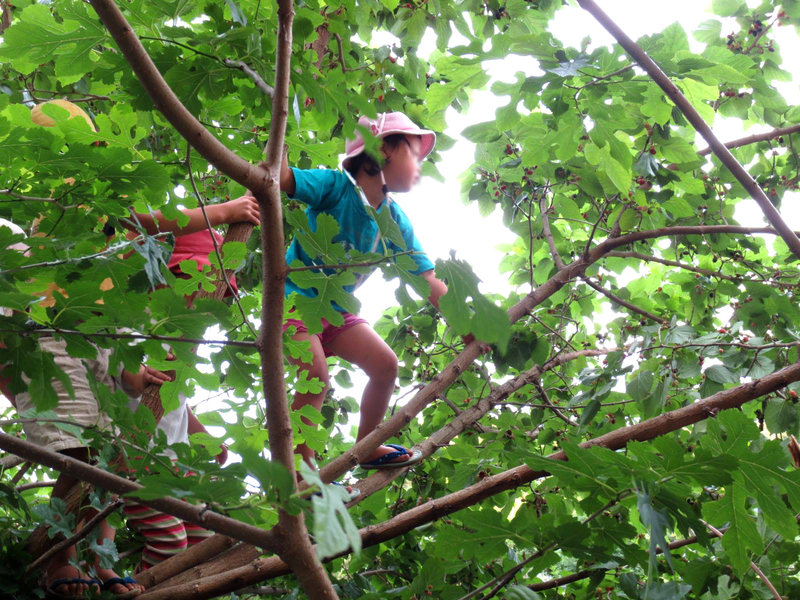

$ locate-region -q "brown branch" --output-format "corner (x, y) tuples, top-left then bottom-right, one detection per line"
(0, 431), (280, 552)
(246, 0), (336, 596)
(221, 59), (275, 98)
(88, 0), (270, 196)
(0, 454), (24, 470)
(25, 498), (123, 575)
(698, 123), (800, 156)
(583, 278), (667, 324)
(135, 535), (236, 590)
(138, 359), (800, 599)
(576, 0), (800, 262)
(16, 480), (56, 492)
(0, 0), (11, 34)
(333, 33), (347, 73)
(534, 380), (577, 427)
(9, 460), (30, 485)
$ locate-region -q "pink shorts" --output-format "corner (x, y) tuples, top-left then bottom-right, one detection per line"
(283, 312), (368, 357)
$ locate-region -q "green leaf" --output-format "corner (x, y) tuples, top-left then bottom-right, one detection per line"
(300, 462), (362, 560)
(705, 364), (738, 384)
(764, 398), (800, 434)
(435, 257), (510, 351)
(505, 586), (541, 600)
(702, 481), (763, 577)
(288, 269), (361, 335)
(285, 210), (347, 262)
(635, 479), (675, 573)
(0, 2), (107, 82)
(711, 0), (746, 17)
(524, 442), (619, 497)
(627, 370), (654, 402)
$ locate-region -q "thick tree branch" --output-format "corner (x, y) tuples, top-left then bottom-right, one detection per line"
(577, 0), (800, 261)
(0, 431), (279, 552)
(583, 278), (667, 324)
(139, 359), (800, 599)
(135, 535), (236, 590)
(88, 0), (270, 195)
(245, 0), (336, 596)
(698, 123), (800, 156)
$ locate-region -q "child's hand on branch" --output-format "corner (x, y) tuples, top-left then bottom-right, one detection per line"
(220, 194), (260, 226)
(122, 365), (172, 396)
(216, 443), (229, 466)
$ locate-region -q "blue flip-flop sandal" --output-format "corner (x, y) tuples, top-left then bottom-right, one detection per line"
(46, 578), (101, 599)
(359, 443), (423, 470)
(101, 576), (142, 600)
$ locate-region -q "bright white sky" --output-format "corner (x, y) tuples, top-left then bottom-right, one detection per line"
(3, 1), (799, 459)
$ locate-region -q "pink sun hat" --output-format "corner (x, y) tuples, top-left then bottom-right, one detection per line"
(343, 112), (436, 170)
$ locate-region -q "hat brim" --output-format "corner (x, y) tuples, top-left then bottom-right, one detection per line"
(342, 129), (436, 170)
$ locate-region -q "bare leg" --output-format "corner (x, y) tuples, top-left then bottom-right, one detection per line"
(92, 519), (145, 594)
(46, 448), (100, 598)
(286, 331), (330, 468)
(325, 323), (411, 464)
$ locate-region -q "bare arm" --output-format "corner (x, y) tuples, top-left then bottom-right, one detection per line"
(421, 269), (448, 311)
(125, 195), (260, 236)
(258, 145), (295, 196)
(187, 406), (228, 465)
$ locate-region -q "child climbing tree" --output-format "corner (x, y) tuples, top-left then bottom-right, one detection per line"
(1, 0), (800, 599)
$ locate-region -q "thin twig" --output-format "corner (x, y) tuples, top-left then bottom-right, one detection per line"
(540, 196), (565, 270)
(698, 123), (800, 156)
(287, 251), (418, 272)
(0, 327), (256, 349)
(10, 461), (31, 485)
(25, 498), (124, 574)
(1, 232), (171, 275)
(534, 380), (577, 427)
(701, 520), (782, 600)
(221, 59), (275, 98)
(185, 145), (257, 338)
(584, 278), (666, 324)
(16, 480), (57, 492)
(742, 16), (778, 55)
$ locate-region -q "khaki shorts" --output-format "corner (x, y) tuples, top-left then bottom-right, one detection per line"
(15, 337), (120, 453)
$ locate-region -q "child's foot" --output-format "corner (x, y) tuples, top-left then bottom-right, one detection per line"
(45, 563), (100, 598)
(95, 568), (144, 598)
(363, 445), (413, 465)
(359, 444), (422, 470)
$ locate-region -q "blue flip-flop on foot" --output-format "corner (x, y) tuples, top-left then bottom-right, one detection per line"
(359, 444), (422, 470)
(101, 576), (142, 599)
(46, 578), (101, 599)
